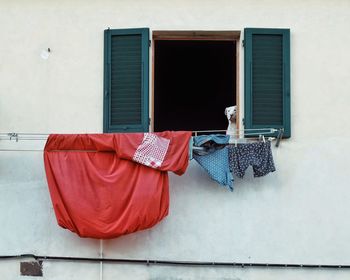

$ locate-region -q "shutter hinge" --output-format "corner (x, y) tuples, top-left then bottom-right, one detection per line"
(242, 40), (245, 47)
(242, 118), (245, 126)
(149, 40), (151, 47)
(149, 117), (151, 125)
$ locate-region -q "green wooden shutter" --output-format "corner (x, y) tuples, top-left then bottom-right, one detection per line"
(244, 28), (291, 138)
(103, 28), (149, 132)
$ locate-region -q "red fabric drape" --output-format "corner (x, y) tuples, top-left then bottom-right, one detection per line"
(44, 131), (191, 239)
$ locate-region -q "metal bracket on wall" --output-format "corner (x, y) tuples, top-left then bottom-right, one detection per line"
(275, 128), (284, 147)
(8, 133), (19, 142)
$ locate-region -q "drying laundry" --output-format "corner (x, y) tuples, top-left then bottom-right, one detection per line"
(193, 134), (233, 191)
(44, 131), (191, 239)
(228, 141), (276, 178)
(193, 134), (230, 156)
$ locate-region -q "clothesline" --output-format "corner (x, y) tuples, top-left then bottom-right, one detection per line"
(192, 128), (279, 136)
(0, 128), (283, 139)
(0, 128), (284, 150)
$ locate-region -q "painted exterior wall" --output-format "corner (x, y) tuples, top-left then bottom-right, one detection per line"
(1, 0), (350, 279)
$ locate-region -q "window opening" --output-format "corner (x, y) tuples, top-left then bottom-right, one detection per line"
(153, 38), (237, 132)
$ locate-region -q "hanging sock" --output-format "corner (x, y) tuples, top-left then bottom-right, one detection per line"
(44, 131), (191, 239)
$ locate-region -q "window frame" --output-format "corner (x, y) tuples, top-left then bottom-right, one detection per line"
(103, 28), (290, 137)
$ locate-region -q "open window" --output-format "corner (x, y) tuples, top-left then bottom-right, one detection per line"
(103, 28), (290, 137)
(153, 31), (240, 132)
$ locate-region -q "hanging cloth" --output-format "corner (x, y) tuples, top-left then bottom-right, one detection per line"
(44, 131), (191, 239)
(192, 134), (234, 191)
(228, 141), (276, 178)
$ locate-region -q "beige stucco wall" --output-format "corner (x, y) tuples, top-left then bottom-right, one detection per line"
(1, 0), (350, 279)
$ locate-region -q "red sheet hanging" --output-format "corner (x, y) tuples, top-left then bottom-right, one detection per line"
(44, 131), (191, 239)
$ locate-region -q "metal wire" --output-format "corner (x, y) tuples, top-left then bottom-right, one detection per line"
(0, 129), (280, 141)
(0, 149), (43, 152)
(0, 129), (283, 151)
(192, 128), (279, 136)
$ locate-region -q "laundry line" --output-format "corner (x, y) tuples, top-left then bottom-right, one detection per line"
(191, 127), (280, 136)
(0, 128), (284, 152)
(0, 128), (282, 140)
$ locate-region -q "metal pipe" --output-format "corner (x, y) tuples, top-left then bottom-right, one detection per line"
(1, 254), (350, 269)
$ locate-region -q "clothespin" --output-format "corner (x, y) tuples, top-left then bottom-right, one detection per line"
(235, 139), (238, 147)
(262, 135), (266, 143)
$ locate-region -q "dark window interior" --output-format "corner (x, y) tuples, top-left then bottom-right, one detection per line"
(154, 40), (236, 132)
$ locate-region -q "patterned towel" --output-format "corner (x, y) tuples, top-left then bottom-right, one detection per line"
(133, 133), (170, 168)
